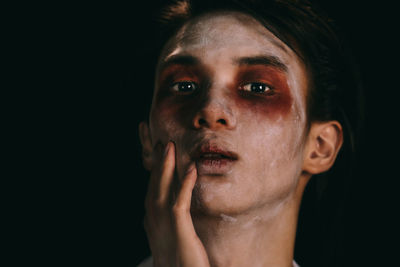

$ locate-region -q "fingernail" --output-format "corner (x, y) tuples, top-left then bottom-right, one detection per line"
(163, 142), (171, 158)
(186, 164), (196, 174)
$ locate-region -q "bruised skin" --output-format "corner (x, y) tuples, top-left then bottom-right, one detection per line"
(234, 65), (293, 118)
(149, 11), (309, 217)
(156, 65), (293, 122)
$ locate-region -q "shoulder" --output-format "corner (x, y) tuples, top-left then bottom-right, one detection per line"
(138, 257), (300, 267)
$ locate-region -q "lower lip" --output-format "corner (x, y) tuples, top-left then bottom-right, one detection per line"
(195, 158), (236, 176)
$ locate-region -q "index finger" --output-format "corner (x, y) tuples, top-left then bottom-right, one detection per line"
(157, 141), (176, 205)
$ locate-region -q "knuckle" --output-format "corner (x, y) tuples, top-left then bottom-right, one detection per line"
(154, 197), (164, 208)
(172, 202), (186, 215)
(145, 196), (164, 212)
(153, 200), (166, 214)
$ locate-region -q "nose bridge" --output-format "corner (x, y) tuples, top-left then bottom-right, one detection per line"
(206, 90), (232, 116)
(193, 83), (236, 130)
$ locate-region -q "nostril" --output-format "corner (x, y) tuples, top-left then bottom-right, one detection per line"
(194, 114), (233, 129)
(198, 118), (207, 125)
(217, 119), (227, 125)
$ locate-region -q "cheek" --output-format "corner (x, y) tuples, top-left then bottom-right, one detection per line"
(249, 125), (304, 198)
(150, 96), (199, 146)
(241, 109), (305, 178)
(152, 91), (205, 128)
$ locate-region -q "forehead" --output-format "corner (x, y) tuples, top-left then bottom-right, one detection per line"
(159, 11), (296, 65)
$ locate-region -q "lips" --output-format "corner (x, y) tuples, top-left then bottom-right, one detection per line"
(200, 153), (232, 159)
(193, 143), (238, 161)
(191, 142), (238, 175)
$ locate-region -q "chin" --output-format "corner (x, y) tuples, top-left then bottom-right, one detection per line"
(190, 181), (252, 217)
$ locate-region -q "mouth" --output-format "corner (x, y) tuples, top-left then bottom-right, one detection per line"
(192, 142), (238, 175)
(193, 142), (238, 160)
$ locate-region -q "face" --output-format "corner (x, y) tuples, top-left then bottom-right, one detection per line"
(148, 11), (309, 217)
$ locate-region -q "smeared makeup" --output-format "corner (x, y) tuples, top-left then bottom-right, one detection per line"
(154, 63), (293, 133)
(154, 63), (209, 127)
(145, 11), (313, 267)
(234, 65), (293, 120)
(149, 11), (308, 219)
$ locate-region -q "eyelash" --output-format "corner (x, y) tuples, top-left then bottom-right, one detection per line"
(169, 81), (274, 95)
(170, 81), (198, 94)
(239, 82), (273, 94)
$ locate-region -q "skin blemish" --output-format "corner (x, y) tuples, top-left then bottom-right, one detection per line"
(220, 213), (238, 223)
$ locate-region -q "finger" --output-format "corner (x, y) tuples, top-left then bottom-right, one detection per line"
(145, 141), (164, 208)
(149, 141), (164, 180)
(177, 237), (210, 267)
(172, 164), (197, 221)
(173, 163), (198, 241)
(157, 141), (176, 205)
(173, 165), (210, 266)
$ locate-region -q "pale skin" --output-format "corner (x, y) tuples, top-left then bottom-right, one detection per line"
(139, 11), (343, 267)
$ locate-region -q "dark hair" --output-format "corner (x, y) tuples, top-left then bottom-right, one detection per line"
(145, 0), (365, 266)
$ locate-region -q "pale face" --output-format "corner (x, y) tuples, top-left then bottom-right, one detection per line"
(149, 11), (310, 217)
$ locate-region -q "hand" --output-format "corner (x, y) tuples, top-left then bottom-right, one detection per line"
(144, 141), (210, 267)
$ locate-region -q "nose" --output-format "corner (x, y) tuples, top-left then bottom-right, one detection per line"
(192, 99), (236, 130)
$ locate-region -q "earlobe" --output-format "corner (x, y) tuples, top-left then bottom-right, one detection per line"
(303, 121), (343, 175)
(139, 121), (153, 171)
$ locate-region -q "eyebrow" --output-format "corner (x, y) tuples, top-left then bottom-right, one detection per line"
(158, 54), (200, 72)
(158, 54), (288, 73)
(233, 55), (288, 72)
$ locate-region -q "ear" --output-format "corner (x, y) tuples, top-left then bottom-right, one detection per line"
(302, 121), (343, 175)
(138, 121), (153, 171)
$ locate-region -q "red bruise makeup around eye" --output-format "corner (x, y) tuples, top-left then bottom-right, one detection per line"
(154, 63), (211, 124)
(154, 62), (294, 123)
(156, 64), (205, 100)
(234, 65), (293, 120)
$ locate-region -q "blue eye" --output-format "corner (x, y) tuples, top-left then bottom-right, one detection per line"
(241, 82), (271, 93)
(171, 81), (197, 93)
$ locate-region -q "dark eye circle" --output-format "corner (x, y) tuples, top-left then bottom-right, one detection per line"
(241, 82), (271, 93)
(171, 81), (197, 92)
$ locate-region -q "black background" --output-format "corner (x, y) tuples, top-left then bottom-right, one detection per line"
(22, 0), (399, 266)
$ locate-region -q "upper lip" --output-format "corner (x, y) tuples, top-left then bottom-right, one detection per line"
(191, 142), (239, 160)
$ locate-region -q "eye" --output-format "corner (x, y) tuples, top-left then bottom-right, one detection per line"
(240, 82), (272, 93)
(171, 81), (197, 93)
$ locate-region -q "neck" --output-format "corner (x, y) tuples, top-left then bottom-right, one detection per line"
(191, 195), (302, 267)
